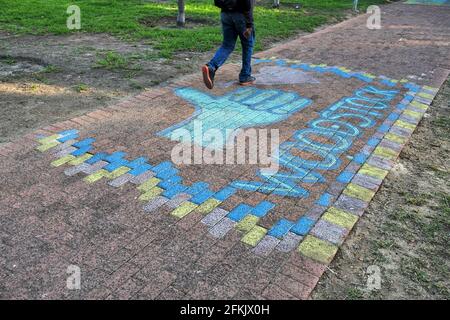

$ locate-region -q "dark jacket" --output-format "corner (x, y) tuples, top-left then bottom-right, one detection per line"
(221, 0), (255, 28)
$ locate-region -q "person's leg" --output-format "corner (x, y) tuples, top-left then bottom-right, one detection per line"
(236, 15), (255, 83)
(203, 12), (238, 89)
(207, 12), (238, 71)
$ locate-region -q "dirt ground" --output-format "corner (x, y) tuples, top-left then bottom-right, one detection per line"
(0, 32), (216, 143)
(313, 78), (450, 300)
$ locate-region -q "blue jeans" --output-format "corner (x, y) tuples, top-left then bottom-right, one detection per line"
(208, 11), (255, 82)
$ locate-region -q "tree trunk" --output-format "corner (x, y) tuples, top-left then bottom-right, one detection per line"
(177, 0), (186, 27)
(273, 0), (280, 8)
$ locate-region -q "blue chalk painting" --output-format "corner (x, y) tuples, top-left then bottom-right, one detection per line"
(158, 87), (312, 149)
(231, 85), (399, 197)
(37, 57), (429, 253)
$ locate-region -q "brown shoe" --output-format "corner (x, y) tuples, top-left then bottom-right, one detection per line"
(202, 65), (215, 89)
(239, 76), (256, 86)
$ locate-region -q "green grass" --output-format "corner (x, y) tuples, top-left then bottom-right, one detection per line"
(405, 192), (432, 206)
(42, 64), (60, 73)
(400, 257), (431, 285)
(129, 80), (144, 90)
(74, 83), (89, 92)
(95, 51), (129, 70)
(432, 116), (450, 140)
(0, 0), (388, 57)
(94, 51), (144, 71)
(0, 56), (17, 65)
(346, 287), (364, 300)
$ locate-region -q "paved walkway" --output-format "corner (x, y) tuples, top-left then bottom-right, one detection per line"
(1, 3), (450, 299)
(405, 0), (450, 5)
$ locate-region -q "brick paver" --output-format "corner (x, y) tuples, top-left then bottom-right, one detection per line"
(1, 3), (450, 299)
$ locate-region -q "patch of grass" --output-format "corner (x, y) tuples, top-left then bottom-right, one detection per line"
(390, 208), (421, 224)
(0, 56), (16, 65)
(0, 0), (389, 57)
(42, 65), (60, 73)
(94, 51), (144, 71)
(150, 79), (162, 86)
(95, 51), (129, 70)
(433, 282), (450, 298)
(395, 192), (450, 244)
(129, 80), (144, 90)
(397, 192), (450, 296)
(432, 116), (450, 130)
(346, 287), (364, 300)
(313, 78), (450, 300)
(73, 46), (96, 55)
(424, 193), (450, 240)
(74, 83), (89, 93)
(32, 73), (49, 84)
(405, 193), (431, 206)
(431, 116), (450, 140)
(373, 238), (395, 250)
(136, 51), (160, 61)
(389, 191), (449, 243)
(400, 257), (431, 286)
(426, 164), (449, 175)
